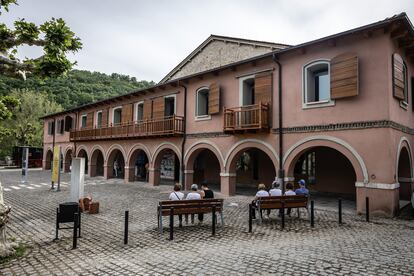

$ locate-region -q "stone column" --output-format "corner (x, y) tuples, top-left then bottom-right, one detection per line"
(89, 163), (97, 177)
(355, 182), (400, 217)
(149, 167), (160, 186)
(104, 165), (112, 179)
(125, 166), (135, 182)
(184, 170), (194, 191)
(220, 173), (236, 196)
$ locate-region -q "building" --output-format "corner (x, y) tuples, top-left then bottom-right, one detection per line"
(42, 13), (414, 217)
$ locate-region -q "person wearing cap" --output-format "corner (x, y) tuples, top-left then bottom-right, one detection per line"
(186, 184), (201, 200)
(269, 180), (282, 196)
(295, 179), (309, 196)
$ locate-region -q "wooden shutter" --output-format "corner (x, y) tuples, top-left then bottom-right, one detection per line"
(152, 97), (165, 118)
(101, 108), (109, 127)
(392, 53), (405, 100)
(86, 112), (94, 128)
(209, 82), (220, 115)
(122, 103), (133, 123)
(143, 100), (152, 119)
(330, 53), (359, 99)
(254, 72), (272, 104)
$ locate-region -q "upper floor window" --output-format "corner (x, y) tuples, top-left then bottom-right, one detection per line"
(96, 111), (102, 128)
(64, 115), (73, 132)
(303, 60), (333, 108)
(47, 121), (55, 135)
(135, 101), (144, 121)
(196, 87), (209, 118)
(56, 119), (64, 134)
(113, 107), (122, 125)
(164, 95), (176, 117)
(81, 115), (87, 129)
(240, 76), (255, 106)
(392, 53), (408, 109)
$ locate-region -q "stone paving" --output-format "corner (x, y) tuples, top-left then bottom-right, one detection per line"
(0, 169), (413, 275)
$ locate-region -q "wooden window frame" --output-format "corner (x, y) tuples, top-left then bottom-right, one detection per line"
(164, 95), (176, 116)
(112, 106), (122, 125)
(80, 114), (87, 129)
(399, 62), (409, 110)
(195, 87), (211, 120)
(302, 60), (335, 109)
(134, 101), (144, 122)
(95, 110), (103, 128)
(239, 74), (255, 107)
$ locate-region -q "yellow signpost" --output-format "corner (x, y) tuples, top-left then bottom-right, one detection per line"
(51, 146), (61, 185)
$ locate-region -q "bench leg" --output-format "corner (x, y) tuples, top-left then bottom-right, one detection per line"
(159, 215), (163, 235)
(220, 211), (224, 227)
(297, 208), (300, 219)
(258, 206), (262, 225)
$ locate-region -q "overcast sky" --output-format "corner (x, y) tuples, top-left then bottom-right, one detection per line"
(2, 0), (414, 82)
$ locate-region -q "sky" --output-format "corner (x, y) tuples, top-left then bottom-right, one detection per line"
(2, 0), (414, 82)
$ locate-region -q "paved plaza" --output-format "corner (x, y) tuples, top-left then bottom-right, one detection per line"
(0, 169), (413, 275)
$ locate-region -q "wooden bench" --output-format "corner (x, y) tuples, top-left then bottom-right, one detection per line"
(250, 195), (309, 224)
(157, 199), (224, 236)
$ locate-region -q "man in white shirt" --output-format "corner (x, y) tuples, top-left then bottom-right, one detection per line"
(186, 184), (201, 200)
(252, 183), (269, 219)
(269, 180), (282, 196)
(284, 182), (296, 216)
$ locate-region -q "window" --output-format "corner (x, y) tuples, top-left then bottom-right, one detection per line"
(401, 62), (409, 109)
(164, 95), (176, 116)
(135, 101), (144, 121)
(303, 60), (334, 108)
(113, 107), (122, 125)
(57, 119), (64, 134)
(47, 121), (55, 135)
(196, 87), (209, 117)
(240, 76), (255, 106)
(96, 111), (102, 128)
(81, 115), (87, 129)
(64, 116), (73, 132)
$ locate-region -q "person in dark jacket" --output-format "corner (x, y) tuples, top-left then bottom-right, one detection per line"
(198, 181), (214, 223)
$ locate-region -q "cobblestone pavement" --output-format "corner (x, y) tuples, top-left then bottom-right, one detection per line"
(0, 169), (413, 275)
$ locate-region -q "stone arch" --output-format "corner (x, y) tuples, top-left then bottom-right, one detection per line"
(90, 147), (105, 177)
(224, 139), (279, 173)
(89, 145), (106, 162)
(151, 143), (181, 186)
(396, 137), (413, 201)
(106, 145), (127, 179)
(184, 140), (225, 171)
(283, 135), (368, 184)
(76, 145), (89, 158)
(45, 149), (53, 170)
(126, 144), (151, 182)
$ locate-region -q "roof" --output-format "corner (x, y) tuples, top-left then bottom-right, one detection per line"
(42, 12), (414, 120)
(159, 34), (290, 83)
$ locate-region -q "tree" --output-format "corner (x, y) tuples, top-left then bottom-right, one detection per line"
(0, 0), (82, 80)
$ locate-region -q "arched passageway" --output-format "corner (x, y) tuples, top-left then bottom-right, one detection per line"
(190, 149), (221, 190)
(290, 146), (357, 199)
(153, 148), (180, 186)
(397, 147), (412, 201)
(64, 149), (72, 172)
(107, 149), (125, 179)
(45, 150), (53, 170)
(77, 149), (89, 174)
(90, 149), (105, 177)
(229, 148), (277, 194)
(128, 149), (149, 182)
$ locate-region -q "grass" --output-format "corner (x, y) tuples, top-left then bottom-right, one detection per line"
(0, 243), (28, 265)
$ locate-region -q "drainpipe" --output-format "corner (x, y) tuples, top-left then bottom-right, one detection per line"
(178, 81), (187, 189)
(74, 112), (78, 159)
(272, 53), (285, 194)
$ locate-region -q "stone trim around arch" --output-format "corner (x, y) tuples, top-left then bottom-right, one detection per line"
(282, 135), (368, 183)
(89, 145), (107, 162)
(224, 139), (279, 173)
(63, 146), (73, 159)
(396, 136), (413, 181)
(126, 143), (152, 166)
(76, 145), (89, 158)
(184, 140), (225, 171)
(151, 142), (182, 166)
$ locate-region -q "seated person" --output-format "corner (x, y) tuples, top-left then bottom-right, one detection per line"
(295, 179), (309, 196)
(169, 183), (184, 227)
(269, 180), (282, 196)
(186, 184), (201, 200)
(199, 181), (214, 222)
(284, 182), (296, 216)
(252, 183), (269, 219)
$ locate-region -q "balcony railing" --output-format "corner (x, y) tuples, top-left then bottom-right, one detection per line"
(223, 103), (269, 132)
(70, 115), (184, 141)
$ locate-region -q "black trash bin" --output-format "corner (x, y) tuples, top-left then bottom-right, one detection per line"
(55, 202), (81, 240)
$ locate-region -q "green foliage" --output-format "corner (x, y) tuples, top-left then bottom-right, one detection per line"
(0, 94), (19, 120)
(0, 243), (28, 264)
(0, 0), (17, 14)
(0, 70), (155, 109)
(0, 0), (82, 79)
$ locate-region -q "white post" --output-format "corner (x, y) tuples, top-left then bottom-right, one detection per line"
(70, 158), (85, 203)
(21, 147), (29, 184)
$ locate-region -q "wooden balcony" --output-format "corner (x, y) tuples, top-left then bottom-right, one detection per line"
(70, 115), (184, 141)
(223, 103), (270, 133)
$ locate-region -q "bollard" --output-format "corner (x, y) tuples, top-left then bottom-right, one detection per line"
(366, 197), (369, 222)
(169, 207), (174, 241)
(72, 212), (78, 249)
(310, 200), (315, 228)
(281, 202), (285, 230)
(212, 206), (216, 236)
(338, 198), (342, 225)
(54, 207), (59, 241)
(124, 210), (129, 245)
(248, 204), (252, 233)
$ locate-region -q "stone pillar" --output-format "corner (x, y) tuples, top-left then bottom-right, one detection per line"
(125, 166), (135, 182)
(63, 160), (71, 173)
(70, 158), (85, 202)
(89, 163), (97, 177)
(149, 167), (160, 186)
(184, 170), (194, 191)
(104, 165), (112, 179)
(220, 173), (236, 196)
(355, 182), (400, 217)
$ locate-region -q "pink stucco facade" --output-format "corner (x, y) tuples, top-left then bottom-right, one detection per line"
(42, 15), (414, 217)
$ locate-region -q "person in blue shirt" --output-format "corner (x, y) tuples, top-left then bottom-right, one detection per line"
(295, 179), (309, 196)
